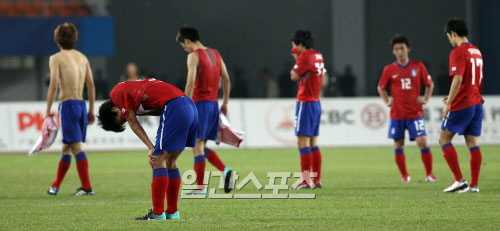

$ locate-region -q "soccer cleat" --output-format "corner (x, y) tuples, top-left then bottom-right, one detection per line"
(223, 167), (234, 193)
(135, 209), (166, 220)
(443, 180), (468, 192)
(47, 187), (58, 196)
(401, 176), (411, 183)
(293, 181), (316, 190)
(74, 187), (94, 196)
(458, 186), (479, 193)
(425, 174), (438, 183)
(313, 181), (322, 189)
(166, 211), (180, 220)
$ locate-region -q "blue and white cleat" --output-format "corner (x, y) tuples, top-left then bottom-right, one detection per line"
(223, 167), (234, 193)
(166, 211), (180, 220)
(135, 209), (166, 220)
(47, 187), (58, 196)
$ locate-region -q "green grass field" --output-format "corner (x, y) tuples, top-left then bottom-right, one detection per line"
(1, 145), (499, 230)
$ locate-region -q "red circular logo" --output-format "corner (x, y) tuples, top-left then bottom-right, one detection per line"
(360, 104), (387, 130)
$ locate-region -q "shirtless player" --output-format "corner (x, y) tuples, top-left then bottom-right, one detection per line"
(45, 23), (96, 196)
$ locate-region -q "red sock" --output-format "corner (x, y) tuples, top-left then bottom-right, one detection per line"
(394, 149), (408, 178)
(75, 152), (91, 190)
(299, 147), (312, 184)
(51, 154), (71, 188)
(166, 168), (181, 214)
(311, 146), (322, 183)
(152, 168), (168, 215)
(205, 148), (226, 171)
(420, 147), (433, 176)
(442, 143), (463, 181)
(193, 155), (206, 187)
(469, 146), (482, 187)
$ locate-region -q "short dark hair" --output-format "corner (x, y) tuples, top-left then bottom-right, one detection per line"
(391, 34), (410, 48)
(176, 25), (200, 43)
(98, 100), (126, 132)
(445, 17), (468, 37)
(291, 30), (313, 49)
(54, 23), (78, 49)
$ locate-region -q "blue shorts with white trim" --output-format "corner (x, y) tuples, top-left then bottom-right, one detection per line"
(294, 101), (321, 137)
(153, 96), (198, 155)
(441, 103), (483, 136)
(388, 117), (427, 141)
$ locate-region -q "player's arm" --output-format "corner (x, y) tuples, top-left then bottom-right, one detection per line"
(85, 60), (96, 124)
(443, 75), (462, 117)
(127, 110), (154, 150)
(184, 53), (198, 98)
(417, 81), (434, 104)
(220, 57), (231, 115)
(45, 56), (59, 117)
(377, 86), (393, 107)
(290, 70), (300, 81)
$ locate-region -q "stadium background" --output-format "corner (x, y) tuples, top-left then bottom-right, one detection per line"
(1, 1), (500, 230)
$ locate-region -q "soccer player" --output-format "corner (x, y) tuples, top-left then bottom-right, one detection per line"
(440, 18), (484, 193)
(98, 78), (198, 220)
(45, 23), (95, 196)
(176, 25), (233, 194)
(290, 30), (324, 189)
(377, 34), (437, 183)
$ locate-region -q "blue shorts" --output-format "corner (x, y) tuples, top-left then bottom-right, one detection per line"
(388, 117), (427, 141)
(195, 100), (219, 141)
(295, 101), (321, 137)
(153, 96), (198, 155)
(441, 103), (483, 136)
(58, 100), (87, 144)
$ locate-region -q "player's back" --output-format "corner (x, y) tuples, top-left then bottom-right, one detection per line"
(192, 48), (221, 102)
(449, 42), (484, 111)
(294, 49), (324, 102)
(52, 49), (88, 101)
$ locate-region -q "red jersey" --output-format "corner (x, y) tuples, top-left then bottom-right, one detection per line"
(110, 78), (184, 120)
(448, 42), (484, 112)
(192, 48), (222, 102)
(378, 60), (432, 120)
(292, 49), (325, 102)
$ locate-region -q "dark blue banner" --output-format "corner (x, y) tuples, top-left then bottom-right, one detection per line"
(0, 16), (114, 56)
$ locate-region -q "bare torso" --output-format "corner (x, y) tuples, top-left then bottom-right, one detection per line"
(51, 49), (88, 101)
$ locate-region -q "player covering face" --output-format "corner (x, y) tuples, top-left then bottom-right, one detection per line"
(439, 18), (484, 193)
(98, 79), (198, 220)
(176, 25), (234, 195)
(289, 30), (324, 190)
(377, 34), (436, 183)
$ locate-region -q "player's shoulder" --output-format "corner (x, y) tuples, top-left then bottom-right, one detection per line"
(383, 62), (397, 71)
(410, 60), (427, 68)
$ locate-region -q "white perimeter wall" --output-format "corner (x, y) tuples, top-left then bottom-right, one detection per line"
(1, 97), (499, 153)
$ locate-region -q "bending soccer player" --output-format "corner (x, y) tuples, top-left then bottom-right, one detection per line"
(377, 34), (436, 183)
(290, 30), (324, 189)
(440, 18), (484, 193)
(46, 23), (96, 196)
(98, 78), (198, 220)
(176, 25), (233, 194)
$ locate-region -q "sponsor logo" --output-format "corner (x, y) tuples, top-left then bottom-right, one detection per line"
(360, 104), (387, 130)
